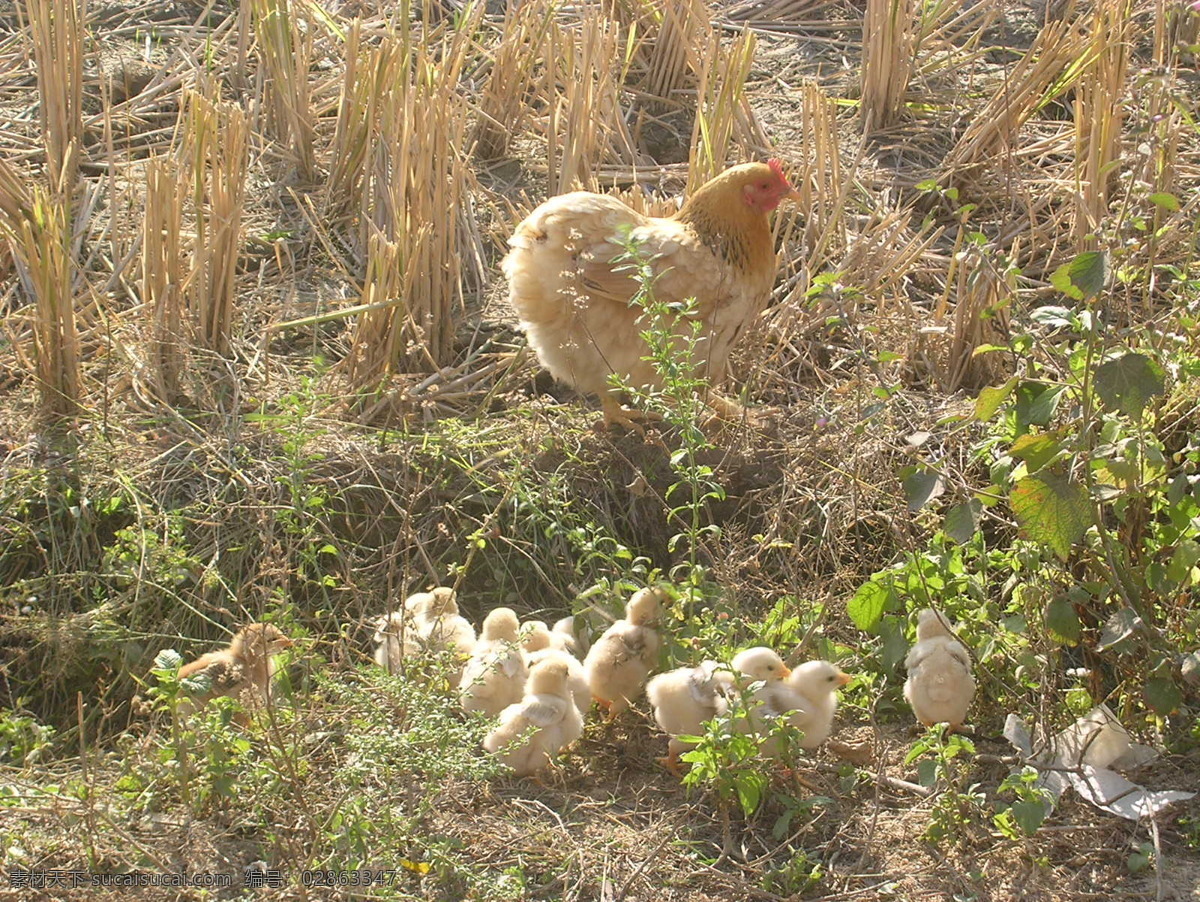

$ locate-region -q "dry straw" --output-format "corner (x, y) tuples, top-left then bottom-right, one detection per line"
(183, 84), (249, 356)
(28, 0), (84, 192)
(142, 158), (187, 399)
(942, 12), (1091, 178)
(688, 29), (757, 191)
(544, 16), (635, 193)
(249, 0), (317, 182)
(341, 6), (482, 392)
(860, 0), (915, 132)
(475, 1), (556, 159)
(1074, 0), (1133, 249)
(0, 162), (82, 419)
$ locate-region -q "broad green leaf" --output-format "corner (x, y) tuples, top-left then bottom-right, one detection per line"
(1147, 192), (1180, 212)
(1030, 305), (1076, 328)
(181, 672), (213, 696)
(1096, 607), (1143, 651)
(974, 377), (1018, 421)
(902, 466), (946, 512)
(848, 579), (889, 632)
(1015, 382), (1066, 429)
(1044, 596), (1081, 645)
(1009, 432), (1064, 474)
(1012, 799), (1047, 836)
(1010, 472), (1091, 560)
(944, 499), (981, 544)
(1144, 677), (1182, 715)
(1092, 457), (1141, 492)
(1050, 251), (1107, 300)
(735, 771), (766, 815)
(879, 616), (909, 671)
(153, 649), (183, 672)
(1093, 353), (1165, 418)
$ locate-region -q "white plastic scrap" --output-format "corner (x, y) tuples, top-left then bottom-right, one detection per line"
(1003, 705), (1195, 822)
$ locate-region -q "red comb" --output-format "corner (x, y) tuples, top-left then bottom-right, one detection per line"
(767, 158), (788, 182)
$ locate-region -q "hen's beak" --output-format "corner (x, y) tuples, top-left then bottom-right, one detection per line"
(836, 671), (853, 686)
(786, 187), (804, 203)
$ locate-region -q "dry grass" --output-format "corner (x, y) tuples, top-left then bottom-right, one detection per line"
(860, 0), (916, 132)
(249, 0), (318, 182)
(183, 83), (249, 357)
(1074, 0), (1133, 249)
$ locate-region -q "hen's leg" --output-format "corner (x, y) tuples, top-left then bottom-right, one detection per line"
(599, 394), (661, 432)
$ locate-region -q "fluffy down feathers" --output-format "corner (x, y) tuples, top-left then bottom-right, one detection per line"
(503, 162), (796, 425)
(178, 623), (294, 717)
(646, 660), (735, 769)
(460, 608), (528, 716)
(524, 646), (590, 715)
(483, 659), (584, 776)
(373, 587), (475, 681)
(583, 587), (665, 715)
(757, 660), (851, 755)
(904, 609), (975, 730)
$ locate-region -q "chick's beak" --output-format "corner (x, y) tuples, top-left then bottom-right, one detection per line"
(779, 665), (792, 678)
(836, 671), (852, 686)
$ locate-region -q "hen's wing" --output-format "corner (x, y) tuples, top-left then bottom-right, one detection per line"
(180, 651), (246, 700)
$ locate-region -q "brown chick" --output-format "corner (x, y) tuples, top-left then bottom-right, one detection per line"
(178, 623), (294, 718)
(503, 161), (800, 428)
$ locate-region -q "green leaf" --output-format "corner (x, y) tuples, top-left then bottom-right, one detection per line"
(153, 649), (183, 672)
(1009, 432), (1064, 474)
(944, 499), (981, 544)
(902, 466), (945, 513)
(1030, 305), (1076, 328)
(1044, 596), (1081, 645)
(1010, 472), (1091, 560)
(1011, 799), (1047, 836)
(1166, 539), (1200, 584)
(848, 579), (889, 632)
(1096, 607), (1143, 651)
(1147, 192), (1180, 212)
(1093, 353), (1166, 418)
(879, 616), (909, 671)
(1014, 382), (1066, 429)
(1144, 677), (1182, 715)
(1050, 251), (1107, 300)
(974, 377), (1017, 421)
(734, 771), (766, 815)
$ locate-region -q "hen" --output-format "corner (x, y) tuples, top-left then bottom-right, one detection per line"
(502, 161), (799, 427)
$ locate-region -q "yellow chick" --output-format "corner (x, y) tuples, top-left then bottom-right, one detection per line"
(757, 660), (851, 755)
(483, 659), (585, 777)
(728, 646), (791, 734)
(371, 587), (446, 673)
(413, 588), (476, 684)
(525, 646), (590, 715)
(646, 660), (735, 772)
(582, 587), (665, 717)
(459, 607), (529, 716)
(178, 623), (294, 719)
(904, 609), (975, 730)
(519, 620), (554, 655)
(552, 616), (585, 655)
